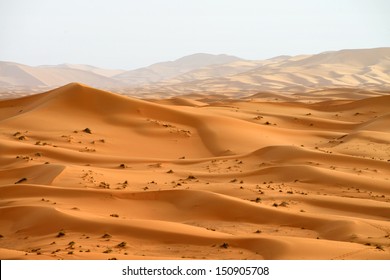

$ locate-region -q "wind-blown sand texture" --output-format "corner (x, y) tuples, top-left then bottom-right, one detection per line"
(0, 83), (389, 260)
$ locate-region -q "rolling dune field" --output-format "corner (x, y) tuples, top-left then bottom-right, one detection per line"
(0, 83), (389, 260)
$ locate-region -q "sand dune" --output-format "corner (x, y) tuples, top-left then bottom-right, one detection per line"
(113, 53), (242, 86)
(2, 48), (389, 99)
(54, 64), (125, 78)
(131, 48), (390, 97)
(0, 61), (124, 94)
(0, 83), (389, 260)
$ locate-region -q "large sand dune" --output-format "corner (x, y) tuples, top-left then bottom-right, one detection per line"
(148, 48), (390, 96)
(0, 83), (389, 260)
(2, 48), (389, 99)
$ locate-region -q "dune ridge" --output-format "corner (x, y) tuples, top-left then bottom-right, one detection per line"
(0, 83), (389, 260)
(1, 48), (389, 99)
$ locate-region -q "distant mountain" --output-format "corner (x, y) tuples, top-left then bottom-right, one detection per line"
(227, 47), (390, 91)
(1, 48), (389, 96)
(113, 53), (242, 85)
(50, 64), (125, 77)
(280, 47), (390, 67)
(150, 48), (390, 94)
(0, 61), (124, 89)
(162, 55), (290, 85)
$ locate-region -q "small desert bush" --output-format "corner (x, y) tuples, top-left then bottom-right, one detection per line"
(102, 233), (112, 238)
(116, 242), (127, 248)
(220, 243), (229, 249)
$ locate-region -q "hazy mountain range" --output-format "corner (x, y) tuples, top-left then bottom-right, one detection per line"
(1, 47), (389, 97)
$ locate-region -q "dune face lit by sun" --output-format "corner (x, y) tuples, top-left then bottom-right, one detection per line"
(0, 82), (389, 260)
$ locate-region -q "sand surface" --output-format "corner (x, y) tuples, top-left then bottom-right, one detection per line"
(0, 83), (389, 260)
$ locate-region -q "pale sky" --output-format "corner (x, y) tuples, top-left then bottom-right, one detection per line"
(0, 0), (389, 70)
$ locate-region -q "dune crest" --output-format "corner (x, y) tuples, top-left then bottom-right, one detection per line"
(0, 83), (389, 260)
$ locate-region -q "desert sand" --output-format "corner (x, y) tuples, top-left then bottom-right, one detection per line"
(0, 82), (389, 260)
(2, 48), (389, 98)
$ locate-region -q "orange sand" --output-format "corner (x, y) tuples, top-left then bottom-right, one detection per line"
(0, 83), (389, 260)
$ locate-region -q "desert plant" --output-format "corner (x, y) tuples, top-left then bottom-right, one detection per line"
(116, 242), (127, 248)
(376, 245), (384, 251)
(220, 243), (229, 249)
(99, 182), (110, 189)
(102, 233), (111, 238)
(279, 201), (289, 207)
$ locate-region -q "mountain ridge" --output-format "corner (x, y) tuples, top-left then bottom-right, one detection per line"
(1, 48), (389, 97)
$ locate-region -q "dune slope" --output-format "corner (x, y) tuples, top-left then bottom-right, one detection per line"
(0, 83), (389, 260)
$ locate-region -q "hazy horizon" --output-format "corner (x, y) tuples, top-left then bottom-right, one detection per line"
(1, 0), (389, 69)
(2, 47), (389, 71)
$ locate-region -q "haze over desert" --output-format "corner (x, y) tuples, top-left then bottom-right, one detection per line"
(0, 46), (390, 260)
